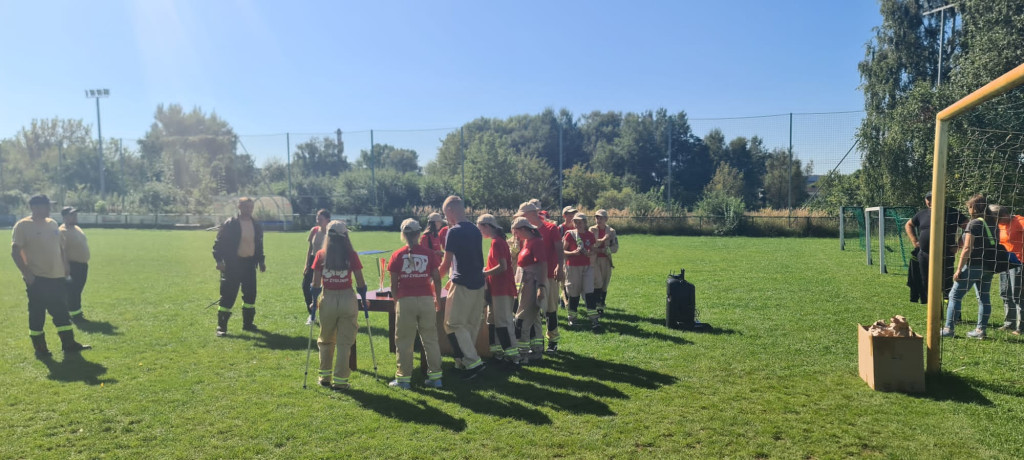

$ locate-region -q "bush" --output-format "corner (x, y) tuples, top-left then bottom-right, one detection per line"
(695, 191), (744, 235)
(94, 200), (108, 214)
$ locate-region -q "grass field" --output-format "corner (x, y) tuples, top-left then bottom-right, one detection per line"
(2, 229), (1023, 458)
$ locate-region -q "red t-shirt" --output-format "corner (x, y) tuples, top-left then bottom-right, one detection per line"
(564, 229), (597, 267)
(539, 220), (561, 278)
(419, 232), (444, 253)
(486, 238), (517, 297)
(438, 226), (449, 250)
(558, 223), (575, 236)
(595, 226), (610, 258)
(388, 245), (439, 299)
(313, 248), (364, 290)
(517, 236), (545, 268)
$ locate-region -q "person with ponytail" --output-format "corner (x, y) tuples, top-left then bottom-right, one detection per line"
(942, 194), (998, 339)
(310, 220), (366, 390)
(420, 212), (447, 260)
(477, 213), (521, 366)
(387, 218), (445, 389)
(511, 216), (546, 364)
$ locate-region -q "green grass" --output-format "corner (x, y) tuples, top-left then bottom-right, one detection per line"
(2, 229), (1023, 458)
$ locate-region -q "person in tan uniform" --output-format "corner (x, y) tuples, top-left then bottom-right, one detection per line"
(311, 220), (367, 390)
(387, 218), (444, 389)
(11, 195), (90, 359)
(590, 209), (618, 316)
(212, 197), (267, 336)
(60, 206), (90, 323)
(303, 209), (330, 325)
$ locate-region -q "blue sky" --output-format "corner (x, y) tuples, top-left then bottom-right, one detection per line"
(0, 0), (881, 171)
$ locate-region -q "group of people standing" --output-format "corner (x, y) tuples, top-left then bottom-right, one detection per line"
(905, 192), (1024, 339)
(11, 194), (92, 359)
(292, 195), (618, 391)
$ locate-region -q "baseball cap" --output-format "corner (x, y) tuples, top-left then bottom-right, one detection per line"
(326, 220), (349, 236)
(595, 209), (609, 217)
(400, 218), (422, 233)
(61, 206), (79, 216)
(562, 206), (578, 215)
(518, 202), (540, 213)
(572, 212), (587, 221)
(476, 213), (501, 229)
(427, 212), (445, 223)
(511, 217), (537, 230)
(28, 194), (50, 207)
(925, 192), (932, 199)
(529, 198), (541, 208)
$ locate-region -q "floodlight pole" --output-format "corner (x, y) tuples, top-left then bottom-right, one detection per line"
(924, 4), (958, 87)
(667, 116), (673, 208)
(558, 121), (563, 212)
(85, 89), (110, 197)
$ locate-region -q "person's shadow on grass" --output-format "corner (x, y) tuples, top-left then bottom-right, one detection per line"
(74, 318), (121, 336)
(543, 350), (678, 390)
(226, 329), (308, 351)
(42, 353), (117, 386)
(345, 388), (467, 432)
(596, 320), (693, 346)
(416, 379), (553, 425)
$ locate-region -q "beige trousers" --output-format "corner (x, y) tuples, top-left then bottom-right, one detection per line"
(516, 265), (545, 351)
(444, 284), (485, 369)
(594, 257), (613, 290)
(395, 296), (443, 381)
(318, 288), (359, 384)
(487, 295), (519, 353)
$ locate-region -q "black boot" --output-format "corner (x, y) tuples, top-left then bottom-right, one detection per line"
(242, 307), (258, 332)
(217, 310), (231, 337)
(58, 329), (91, 353)
(30, 334), (51, 359)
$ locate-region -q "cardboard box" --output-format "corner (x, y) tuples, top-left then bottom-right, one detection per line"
(857, 324), (925, 393)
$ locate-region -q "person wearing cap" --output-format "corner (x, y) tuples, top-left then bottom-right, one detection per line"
(311, 220), (367, 390)
(438, 195), (488, 379)
(556, 206), (578, 311)
(420, 212), (447, 259)
(905, 192), (967, 303)
(11, 194), (90, 358)
(590, 209), (618, 315)
(212, 197), (267, 337)
(519, 200), (563, 354)
(477, 213), (521, 366)
(59, 206), (90, 323)
(303, 209), (331, 325)
(511, 216), (546, 363)
(387, 218), (445, 389)
(564, 213), (599, 330)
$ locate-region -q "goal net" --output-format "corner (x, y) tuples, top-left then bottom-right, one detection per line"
(927, 63), (1024, 374)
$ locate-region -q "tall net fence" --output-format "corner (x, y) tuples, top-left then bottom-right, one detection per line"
(939, 83), (1024, 378)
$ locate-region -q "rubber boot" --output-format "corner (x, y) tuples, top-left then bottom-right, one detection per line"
(58, 329), (91, 352)
(242, 307), (258, 332)
(216, 310), (231, 337)
(31, 334), (51, 359)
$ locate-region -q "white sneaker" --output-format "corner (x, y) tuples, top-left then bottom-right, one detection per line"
(305, 316), (314, 325)
(388, 380), (411, 389)
(423, 378), (443, 388)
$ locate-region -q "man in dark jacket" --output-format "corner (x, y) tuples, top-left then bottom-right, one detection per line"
(212, 197), (267, 336)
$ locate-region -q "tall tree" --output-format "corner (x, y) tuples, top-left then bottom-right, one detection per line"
(355, 144), (419, 174)
(293, 136), (348, 177)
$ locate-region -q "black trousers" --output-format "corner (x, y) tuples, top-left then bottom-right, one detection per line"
(918, 249), (956, 302)
(28, 277), (71, 333)
(219, 257), (258, 309)
(68, 262), (88, 314)
(302, 256), (315, 309)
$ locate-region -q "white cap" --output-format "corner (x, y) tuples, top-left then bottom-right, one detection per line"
(400, 218), (422, 233)
(326, 220), (349, 236)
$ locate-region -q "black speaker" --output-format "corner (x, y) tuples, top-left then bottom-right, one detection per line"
(666, 268), (697, 330)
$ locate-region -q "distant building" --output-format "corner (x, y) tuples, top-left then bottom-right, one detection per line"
(806, 175), (821, 195)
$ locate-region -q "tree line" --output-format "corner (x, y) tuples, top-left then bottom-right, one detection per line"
(0, 105), (812, 218)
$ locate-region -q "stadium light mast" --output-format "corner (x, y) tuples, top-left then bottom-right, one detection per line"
(85, 88), (110, 196)
(924, 3), (958, 87)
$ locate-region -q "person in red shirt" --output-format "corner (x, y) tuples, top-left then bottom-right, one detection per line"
(388, 218), (445, 389)
(995, 205), (1024, 334)
(564, 213), (599, 330)
(477, 213), (521, 365)
(590, 209), (618, 316)
(556, 206), (578, 311)
(420, 212), (447, 259)
(511, 217), (546, 364)
(311, 220), (367, 391)
(519, 200), (564, 353)
(303, 209), (330, 325)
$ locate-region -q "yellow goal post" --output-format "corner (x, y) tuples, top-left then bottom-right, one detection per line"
(926, 62), (1024, 373)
